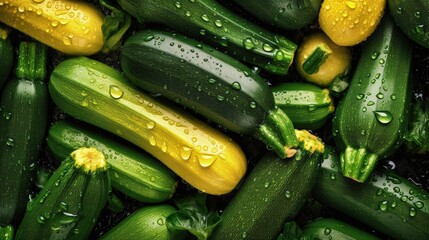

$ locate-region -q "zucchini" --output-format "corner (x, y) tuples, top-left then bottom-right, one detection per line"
(319, 0), (386, 46)
(15, 147), (109, 240)
(48, 56), (247, 195)
(0, 0), (104, 55)
(47, 119), (178, 203)
(332, 15), (413, 182)
(100, 204), (186, 240)
(0, 225), (13, 240)
(210, 130), (324, 240)
(231, 0), (322, 31)
(272, 82), (335, 130)
(0, 25), (13, 90)
(116, 0), (297, 76)
(312, 146), (429, 240)
(388, 0), (429, 49)
(301, 218), (380, 240)
(0, 42), (49, 226)
(120, 29), (299, 159)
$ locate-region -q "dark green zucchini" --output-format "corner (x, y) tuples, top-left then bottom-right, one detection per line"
(100, 205), (186, 240)
(272, 82), (335, 130)
(231, 0), (322, 30)
(332, 15), (413, 182)
(116, 0), (297, 76)
(0, 42), (49, 226)
(0, 25), (13, 90)
(210, 130), (324, 240)
(120, 29), (298, 159)
(15, 147), (110, 240)
(388, 0), (429, 49)
(47, 119), (178, 203)
(312, 146), (429, 240)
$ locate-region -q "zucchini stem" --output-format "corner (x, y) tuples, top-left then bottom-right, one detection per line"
(340, 146), (378, 183)
(71, 147), (107, 173)
(257, 108), (299, 158)
(302, 43), (332, 75)
(16, 42), (47, 82)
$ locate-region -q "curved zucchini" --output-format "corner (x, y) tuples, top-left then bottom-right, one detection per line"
(120, 29), (298, 159)
(116, 0), (297, 76)
(100, 205), (186, 240)
(15, 147), (109, 240)
(0, 0), (104, 55)
(0, 25), (13, 89)
(388, 0), (429, 49)
(0, 42), (49, 226)
(47, 119), (178, 203)
(48, 56), (247, 195)
(332, 15), (413, 182)
(272, 82), (334, 130)
(313, 146), (429, 240)
(231, 0), (322, 30)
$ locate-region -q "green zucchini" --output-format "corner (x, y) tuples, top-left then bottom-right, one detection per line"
(0, 225), (13, 240)
(388, 0), (429, 49)
(15, 147), (109, 240)
(312, 146), (429, 240)
(48, 56), (247, 196)
(120, 29), (298, 159)
(272, 82), (334, 130)
(301, 218), (380, 240)
(332, 15), (413, 182)
(0, 42), (49, 226)
(231, 0), (322, 31)
(100, 204), (186, 240)
(0, 25), (13, 90)
(210, 130), (324, 240)
(47, 119), (178, 203)
(116, 0), (297, 76)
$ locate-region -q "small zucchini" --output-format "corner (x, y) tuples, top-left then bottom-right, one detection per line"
(0, 0), (104, 55)
(47, 119), (178, 203)
(0, 25), (13, 89)
(116, 0), (297, 75)
(48, 56), (247, 195)
(99, 205), (186, 240)
(272, 82), (335, 130)
(15, 147), (109, 240)
(0, 42), (49, 226)
(332, 15), (413, 182)
(120, 29), (299, 159)
(210, 130), (324, 240)
(319, 0), (386, 46)
(313, 146), (429, 240)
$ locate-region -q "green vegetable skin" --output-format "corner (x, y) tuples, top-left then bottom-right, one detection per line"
(120, 29), (298, 159)
(47, 119), (178, 203)
(332, 14), (413, 182)
(116, 0), (297, 75)
(0, 26), (13, 90)
(313, 146), (429, 240)
(0, 42), (49, 226)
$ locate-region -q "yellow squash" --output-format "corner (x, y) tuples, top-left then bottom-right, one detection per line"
(319, 0), (386, 46)
(0, 0), (105, 55)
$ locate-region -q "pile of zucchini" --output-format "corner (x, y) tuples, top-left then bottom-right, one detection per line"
(0, 0), (428, 239)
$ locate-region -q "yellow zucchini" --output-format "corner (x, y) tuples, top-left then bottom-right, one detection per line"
(319, 0), (386, 46)
(0, 0), (104, 55)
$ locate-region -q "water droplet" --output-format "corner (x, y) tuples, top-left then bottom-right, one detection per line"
(345, 1), (357, 9)
(180, 146), (192, 160)
(5, 137), (14, 147)
(33, 0), (45, 3)
(231, 81), (241, 90)
(217, 95), (225, 101)
(143, 35), (154, 42)
(356, 93), (364, 100)
(214, 19), (222, 27)
(157, 218), (164, 225)
(285, 190), (291, 199)
(249, 101), (256, 108)
(264, 181), (270, 188)
(414, 201), (424, 209)
(374, 110), (393, 124)
(262, 43), (273, 52)
(367, 101), (375, 106)
(409, 207), (417, 217)
(51, 20), (59, 27)
(379, 200), (388, 211)
(330, 173), (336, 180)
(376, 93), (384, 99)
(390, 94), (397, 100)
(149, 135), (157, 146)
(324, 228), (332, 235)
(109, 85), (123, 99)
(174, 1), (181, 8)
(243, 38), (255, 50)
(371, 51), (380, 60)
(199, 154), (217, 167)
(146, 121), (156, 129)
(201, 14), (209, 22)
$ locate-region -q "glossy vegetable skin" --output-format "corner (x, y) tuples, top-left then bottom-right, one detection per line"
(47, 119), (178, 203)
(116, 0), (297, 75)
(0, 0), (105, 55)
(48, 56), (247, 195)
(120, 29), (299, 159)
(332, 15), (413, 182)
(0, 26), (13, 89)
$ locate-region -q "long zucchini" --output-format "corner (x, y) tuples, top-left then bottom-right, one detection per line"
(47, 119), (178, 203)
(116, 0), (297, 76)
(15, 147), (110, 240)
(0, 25), (13, 90)
(332, 14), (413, 182)
(48, 56), (247, 195)
(120, 29), (299, 159)
(0, 42), (49, 226)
